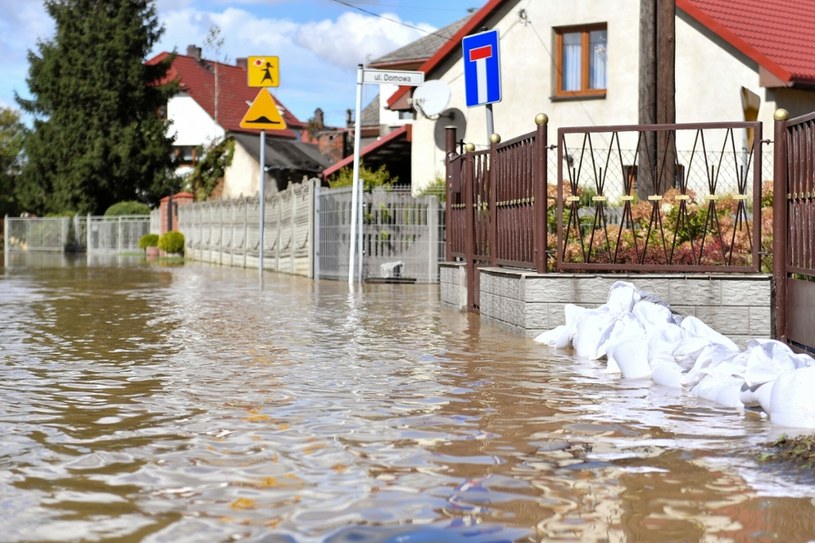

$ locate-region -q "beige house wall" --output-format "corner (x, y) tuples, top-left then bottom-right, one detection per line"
(409, 1), (815, 193)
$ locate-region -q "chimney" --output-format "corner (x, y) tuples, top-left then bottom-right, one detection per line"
(235, 57), (248, 69)
(346, 108), (353, 128)
(186, 45), (202, 61)
(313, 108), (324, 129)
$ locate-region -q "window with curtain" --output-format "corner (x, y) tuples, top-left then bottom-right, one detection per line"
(555, 24), (607, 97)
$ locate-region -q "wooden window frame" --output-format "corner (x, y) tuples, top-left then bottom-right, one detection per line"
(554, 23), (607, 99)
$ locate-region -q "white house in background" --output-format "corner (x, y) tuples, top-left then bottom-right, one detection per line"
(385, 0), (815, 193)
(147, 46), (330, 197)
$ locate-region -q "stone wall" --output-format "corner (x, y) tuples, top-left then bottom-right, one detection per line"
(440, 263), (773, 348)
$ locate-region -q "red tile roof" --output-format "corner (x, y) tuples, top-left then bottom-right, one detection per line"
(387, 0), (815, 109)
(148, 51), (305, 139)
(678, 0), (815, 86)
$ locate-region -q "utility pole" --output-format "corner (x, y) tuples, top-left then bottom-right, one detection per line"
(639, 0), (676, 198)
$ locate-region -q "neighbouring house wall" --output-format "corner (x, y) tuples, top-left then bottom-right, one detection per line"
(168, 93), (224, 146)
(440, 263), (772, 348)
(222, 141), (263, 199)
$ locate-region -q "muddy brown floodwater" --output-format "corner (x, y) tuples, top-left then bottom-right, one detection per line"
(2, 253), (815, 542)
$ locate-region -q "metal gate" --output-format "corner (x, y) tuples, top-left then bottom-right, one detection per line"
(773, 110), (815, 353)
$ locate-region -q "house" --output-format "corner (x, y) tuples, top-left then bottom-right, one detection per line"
(384, 0), (815, 193)
(322, 15), (472, 185)
(147, 46), (330, 197)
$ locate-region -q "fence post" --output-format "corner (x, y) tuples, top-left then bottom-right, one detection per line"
(3, 214), (8, 265)
(772, 108), (789, 342)
(428, 195), (439, 282)
(311, 179), (318, 279)
(464, 142), (476, 310)
(534, 114), (549, 273)
(444, 126), (457, 263)
(488, 133), (500, 267)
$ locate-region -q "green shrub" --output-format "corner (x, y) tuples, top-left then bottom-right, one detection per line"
(138, 233), (159, 249)
(158, 231), (185, 254)
(105, 200), (151, 216)
(328, 162), (396, 191)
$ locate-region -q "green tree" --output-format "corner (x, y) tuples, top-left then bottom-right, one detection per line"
(186, 136), (235, 201)
(16, 0), (179, 215)
(328, 163), (396, 191)
(0, 107), (27, 216)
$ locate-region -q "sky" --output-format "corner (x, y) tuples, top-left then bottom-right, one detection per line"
(0, 0), (479, 127)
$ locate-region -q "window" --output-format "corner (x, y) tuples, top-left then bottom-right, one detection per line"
(555, 24), (607, 98)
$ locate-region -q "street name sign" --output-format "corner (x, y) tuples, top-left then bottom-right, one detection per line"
(362, 69), (424, 86)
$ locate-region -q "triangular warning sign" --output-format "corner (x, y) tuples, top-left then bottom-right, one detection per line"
(240, 88), (287, 131)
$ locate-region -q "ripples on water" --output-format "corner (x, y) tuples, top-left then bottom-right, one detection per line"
(2, 254), (815, 542)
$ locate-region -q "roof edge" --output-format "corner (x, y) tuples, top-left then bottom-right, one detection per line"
(322, 125), (411, 178)
(386, 0), (508, 109)
(676, 0), (792, 84)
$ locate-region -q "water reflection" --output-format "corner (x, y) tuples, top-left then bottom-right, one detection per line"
(1, 253), (815, 542)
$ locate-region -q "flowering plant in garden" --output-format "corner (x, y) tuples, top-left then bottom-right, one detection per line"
(549, 183), (774, 272)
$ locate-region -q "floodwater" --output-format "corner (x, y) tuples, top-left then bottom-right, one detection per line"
(2, 253), (815, 543)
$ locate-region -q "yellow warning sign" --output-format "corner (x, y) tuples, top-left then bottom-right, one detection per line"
(240, 89), (287, 131)
(247, 56), (279, 87)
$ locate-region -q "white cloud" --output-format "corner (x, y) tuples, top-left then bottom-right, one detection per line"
(295, 12), (430, 70)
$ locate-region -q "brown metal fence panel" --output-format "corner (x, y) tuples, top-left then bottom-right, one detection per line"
(556, 121), (764, 273)
(493, 132), (537, 268)
(447, 154), (467, 260)
(786, 113), (815, 275)
(471, 150), (491, 265)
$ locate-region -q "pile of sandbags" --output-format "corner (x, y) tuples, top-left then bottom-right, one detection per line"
(535, 281), (815, 429)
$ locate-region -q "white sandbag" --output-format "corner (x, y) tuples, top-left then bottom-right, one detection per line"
(632, 300), (674, 327)
(572, 309), (617, 359)
(689, 372), (745, 409)
(605, 281), (640, 314)
(743, 339), (797, 388)
(768, 367), (815, 429)
(672, 337), (713, 370)
(680, 316), (739, 352)
(650, 353), (684, 388)
(740, 381), (773, 410)
(608, 339), (651, 379)
(681, 344), (742, 390)
(533, 324), (571, 348)
(596, 313), (647, 360)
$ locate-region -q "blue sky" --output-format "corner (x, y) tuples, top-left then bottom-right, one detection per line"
(0, 0), (478, 127)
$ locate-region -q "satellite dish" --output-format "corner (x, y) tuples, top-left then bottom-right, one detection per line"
(412, 80), (451, 118)
(433, 107), (467, 151)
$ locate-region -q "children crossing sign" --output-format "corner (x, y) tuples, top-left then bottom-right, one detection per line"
(462, 29), (502, 107)
(247, 56), (279, 87)
(240, 88), (287, 130)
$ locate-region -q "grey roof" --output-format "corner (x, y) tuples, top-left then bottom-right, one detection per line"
(361, 94), (380, 127)
(369, 15), (470, 66)
(232, 133), (333, 173)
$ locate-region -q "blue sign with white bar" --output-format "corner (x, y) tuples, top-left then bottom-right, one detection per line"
(462, 29), (502, 107)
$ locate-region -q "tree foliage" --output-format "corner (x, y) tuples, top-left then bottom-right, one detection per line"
(0, 107), (27, 216)
(186, 136), (235, 201)
(16, 0), (179, 215)
(328, 163), (396, 191)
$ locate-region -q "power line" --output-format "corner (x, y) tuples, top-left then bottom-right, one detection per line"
(327, 0), (464, 42)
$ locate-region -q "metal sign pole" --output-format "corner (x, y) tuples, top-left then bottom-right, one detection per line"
(486, 103), (495, 139)
(259, 129), (266, 281)
(348, 64), (364, 285)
